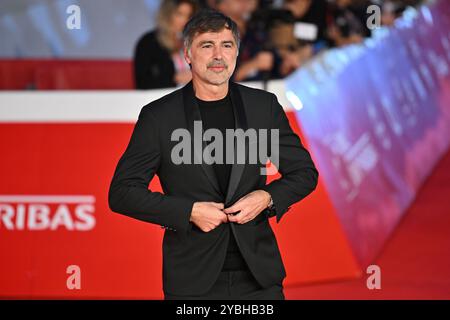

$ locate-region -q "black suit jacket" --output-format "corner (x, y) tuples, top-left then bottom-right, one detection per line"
(108, 81), (318, 296)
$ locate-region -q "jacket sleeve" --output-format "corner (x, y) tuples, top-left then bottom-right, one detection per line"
(261, 93), (319, 223)
(108, 106), (195, 233)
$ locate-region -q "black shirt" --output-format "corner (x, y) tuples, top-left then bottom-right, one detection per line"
(197, 92), (249, 271)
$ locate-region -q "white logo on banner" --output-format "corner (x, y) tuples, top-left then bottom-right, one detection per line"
(170, 121), (280, 176)
(366, 264), (382, 290)
(66, 265), (82, 290)
(0, 195), (96, 231)
(66, 5), (81, 30)
(366, 5), (381, 30)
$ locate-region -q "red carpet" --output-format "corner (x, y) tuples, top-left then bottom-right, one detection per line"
(285, 148), (450, 299)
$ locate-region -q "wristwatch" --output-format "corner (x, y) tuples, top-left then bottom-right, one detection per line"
(268, 196), (273, 208)
(266, 195), (276, 218)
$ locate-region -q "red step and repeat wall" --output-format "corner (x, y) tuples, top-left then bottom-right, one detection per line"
(0, 96), (360, 298)
(0, 60), (133, 90)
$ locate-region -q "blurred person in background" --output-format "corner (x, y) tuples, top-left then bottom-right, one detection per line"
(326, 0), (372, 47)
(380, 0), (405, 26)
(215, 0), (260, 34)
(283, 0), (328, 51)
(216, 0), (277, 81)
(264, 9), (310, 77)
(134, 0), (199, 89)
(377, 0), (419, 26)
(235, 7), (316, 81)
(198, 0), (217, 8)
(276, 0), (333, 76)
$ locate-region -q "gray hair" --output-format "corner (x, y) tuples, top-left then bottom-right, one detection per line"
(182, 9), (240, 53)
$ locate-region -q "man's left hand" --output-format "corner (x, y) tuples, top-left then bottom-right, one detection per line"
(223, 190), (271, 224)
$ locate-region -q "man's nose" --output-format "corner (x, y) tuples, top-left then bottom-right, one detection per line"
(212, 46), (223, 59)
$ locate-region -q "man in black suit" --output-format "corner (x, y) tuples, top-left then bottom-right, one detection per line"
(108, 9), (318, 300)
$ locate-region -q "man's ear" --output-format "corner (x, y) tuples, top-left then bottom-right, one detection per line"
(184, 47), (191, 65)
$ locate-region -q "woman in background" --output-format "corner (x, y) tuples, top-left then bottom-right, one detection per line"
(134, 0), (198, 89)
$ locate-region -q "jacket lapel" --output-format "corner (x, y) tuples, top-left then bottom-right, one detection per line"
(224, 82), (248, 206)
(182, 81), (221, 195)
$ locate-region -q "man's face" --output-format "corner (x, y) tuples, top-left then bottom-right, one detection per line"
(184, 28), (238, 86)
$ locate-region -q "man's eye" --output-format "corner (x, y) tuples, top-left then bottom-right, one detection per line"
(202, 45), (212, 48)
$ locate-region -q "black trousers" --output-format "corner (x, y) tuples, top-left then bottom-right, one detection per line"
(164, 269), (285, 300)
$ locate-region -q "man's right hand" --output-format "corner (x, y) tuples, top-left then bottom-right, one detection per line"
(189, 202), (228, 232)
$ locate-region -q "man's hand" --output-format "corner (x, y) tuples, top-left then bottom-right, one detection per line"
(190, 202), (228, 232)
(223, 190), (271, 224)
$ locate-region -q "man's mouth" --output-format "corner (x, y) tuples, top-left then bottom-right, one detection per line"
(207, 61), (227, 72)
(208, 66), (226, 71)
